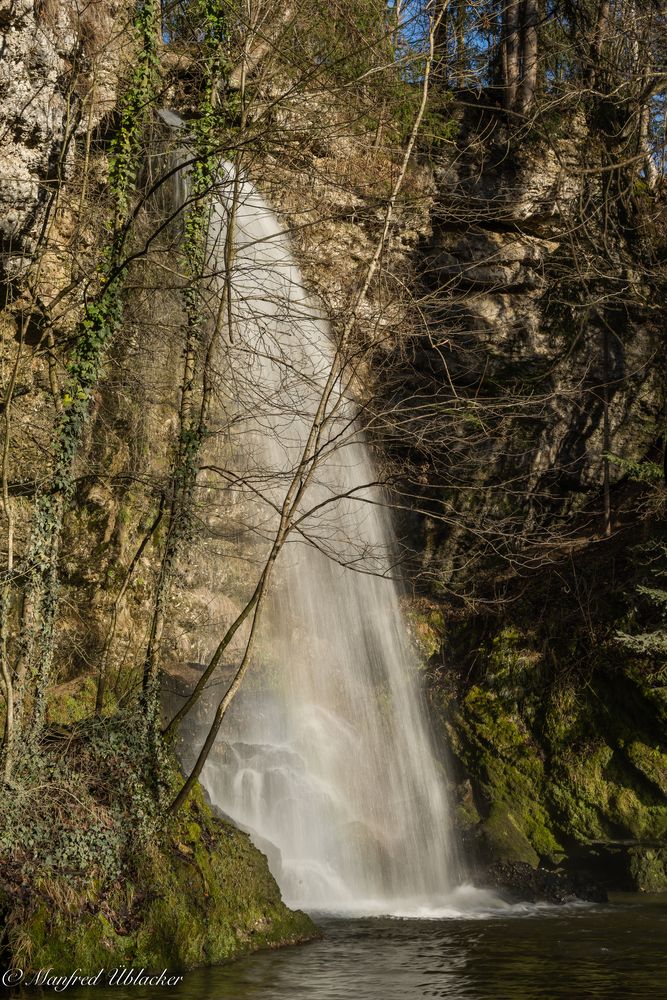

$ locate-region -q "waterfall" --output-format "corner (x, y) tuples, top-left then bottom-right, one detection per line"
(164, 116), (462, 914)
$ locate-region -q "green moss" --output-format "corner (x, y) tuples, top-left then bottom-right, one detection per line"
(3, 695), (316, 973)
(480, 802), (540, 867)
(450, 686), (562, 864)
(548, 741), (667, 844)
(21, 904), (133, 973)
(456, 797), (481, 831)
(628, 848), (667, 893)
(544, 683), (588, 746)
(482, 628), (544, 724)
(404, 600), (445, 662)
(626, 741), (667, 797)
(46, 674), (121, 724)
(46, 676), (99, 725)
(463, 686), (528, 752)
(12, 787), (317, 974)
(434, 523), (667, 883)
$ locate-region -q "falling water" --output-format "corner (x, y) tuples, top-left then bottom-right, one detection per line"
(164, 117), (462, 914)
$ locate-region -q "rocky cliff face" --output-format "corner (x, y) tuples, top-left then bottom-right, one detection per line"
(399, 99), (667, 894)
(0, 0), (122, 288)
(390, 100), (666, 589)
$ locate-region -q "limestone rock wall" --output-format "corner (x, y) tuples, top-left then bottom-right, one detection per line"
(0, 0), (125, 285)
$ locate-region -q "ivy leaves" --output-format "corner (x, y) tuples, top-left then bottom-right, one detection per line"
(21, 2), (161, 732)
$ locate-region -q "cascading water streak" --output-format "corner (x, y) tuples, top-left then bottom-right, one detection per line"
(173, 141), (463, 914)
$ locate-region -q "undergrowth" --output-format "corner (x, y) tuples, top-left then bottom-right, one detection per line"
(0, 711), (173, 893)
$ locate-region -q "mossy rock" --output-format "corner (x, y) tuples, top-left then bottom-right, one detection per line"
(404, 599), (445, 661)
(45, 675), (97, 725)
(628, 847), (667, 893)
(543, 682), (590, 746)
(626, 741), (667, 798)
(449, 686), (562, 862)
(550, 742), (667, 843)
(478, 801), (540, 867)
(455, 781), (481, 831)
(487, 628), (540, 685)
(8, 786), (317, 974)
(433, 522), (667, 889)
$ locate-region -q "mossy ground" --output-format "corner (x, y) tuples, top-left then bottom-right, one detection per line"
(1, 686), (317, 975)
(6, 786), (316, 974)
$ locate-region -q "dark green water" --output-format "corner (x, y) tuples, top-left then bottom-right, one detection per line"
(43, 895), (667, 1000)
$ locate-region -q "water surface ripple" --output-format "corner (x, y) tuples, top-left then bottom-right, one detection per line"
(77, 895), (667, 1000)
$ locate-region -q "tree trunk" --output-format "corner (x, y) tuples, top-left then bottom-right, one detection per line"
(517, 0), (538, 113)
(586, 0), (610, 88)
(455, 0), (466, 89)
(503, 0), (521, 110)
(602, 326), (612, 538)
(640, 103), (659, 188)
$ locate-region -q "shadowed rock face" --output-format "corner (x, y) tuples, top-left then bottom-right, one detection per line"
(481, 860), (608, 905)
(393, 101), (665, 584)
